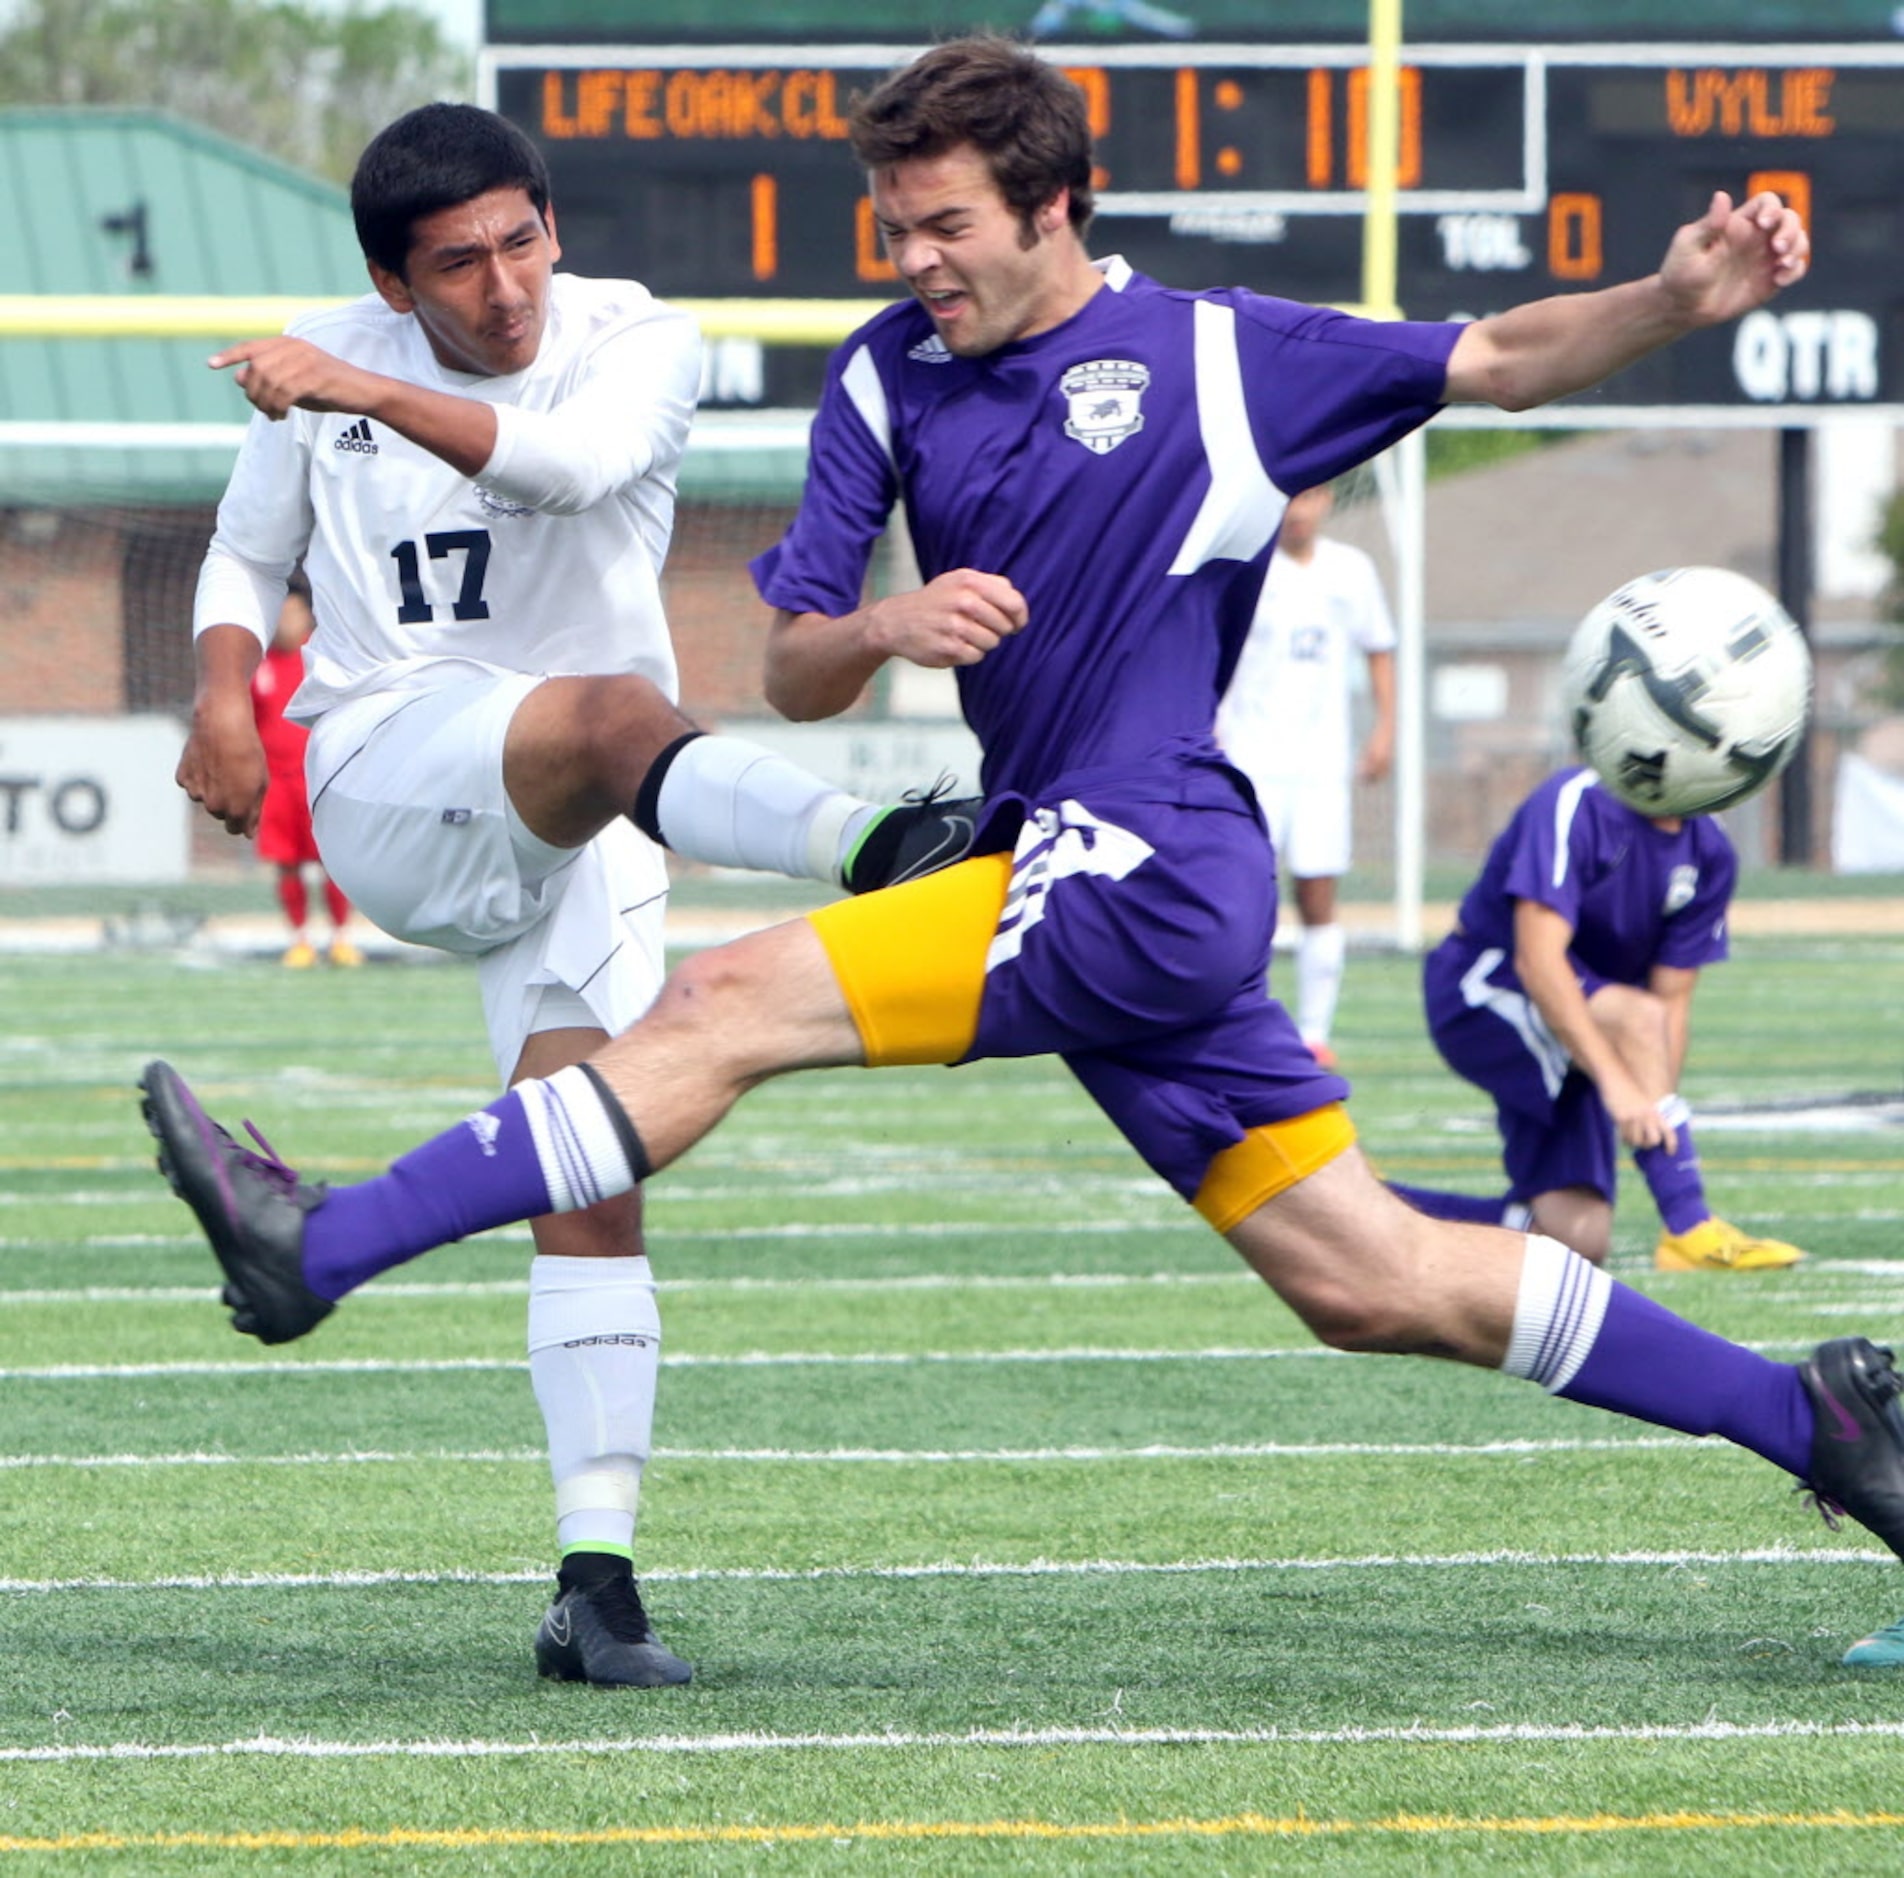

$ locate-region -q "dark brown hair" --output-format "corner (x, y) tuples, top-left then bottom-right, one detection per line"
(849, 35), (1095, 238)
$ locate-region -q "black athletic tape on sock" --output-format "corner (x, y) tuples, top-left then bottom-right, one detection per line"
(576, 1061), (653, 1185)
(630, 730), (706, 848)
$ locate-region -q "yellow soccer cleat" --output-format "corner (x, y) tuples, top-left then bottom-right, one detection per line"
(326, 937), (366, 968)
(280, 939), (318, 970)
(1654, 1216), (1805, 1273)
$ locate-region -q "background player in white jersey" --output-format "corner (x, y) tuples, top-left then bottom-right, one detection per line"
(1215, 482), (1395, 1067)
(179, 102), (975, 1688)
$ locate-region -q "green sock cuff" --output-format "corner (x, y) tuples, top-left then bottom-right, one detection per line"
(559, 1542), (635, 1565)
(839, 803), (887, 877)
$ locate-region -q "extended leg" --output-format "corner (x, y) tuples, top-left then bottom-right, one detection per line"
(1216, 1140), (1903, 1561)
(502, 675), (976, 892)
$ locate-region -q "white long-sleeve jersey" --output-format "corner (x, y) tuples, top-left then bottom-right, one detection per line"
(193, 273), (701, 724)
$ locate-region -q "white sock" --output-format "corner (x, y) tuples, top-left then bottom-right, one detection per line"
(528, 1255), (661, 1558)
(651, 734), (871, 883)
(1500, 1232), (1612, 1393)
(1296, 922), (1347, 1046)
(516, 1065), (642, 1213)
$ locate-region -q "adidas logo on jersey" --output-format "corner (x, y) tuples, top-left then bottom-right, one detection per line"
(908, 333), (952, 364)
(333, 418), (379, 455)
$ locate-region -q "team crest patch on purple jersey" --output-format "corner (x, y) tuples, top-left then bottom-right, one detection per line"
(1059, 360), (1150, 454)
(1663, 863), (1700, 914)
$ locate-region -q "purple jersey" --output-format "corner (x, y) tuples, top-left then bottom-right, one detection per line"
(1453, 768), (1736, 984)
(752, 262), (1458, 799)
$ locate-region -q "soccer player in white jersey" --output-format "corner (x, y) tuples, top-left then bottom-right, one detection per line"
(1216, 482), (1396, 1067)
(150, 45), (1904, 1670)
(179, 103), (976, 1688)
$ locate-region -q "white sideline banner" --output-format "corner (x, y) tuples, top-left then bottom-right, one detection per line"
(1832, 752), (1904, 873)
(729, 719), (982, 805)
(0, 716), (189, 884)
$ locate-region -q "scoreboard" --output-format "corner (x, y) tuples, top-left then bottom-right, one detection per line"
(480, 43), (1904, 408)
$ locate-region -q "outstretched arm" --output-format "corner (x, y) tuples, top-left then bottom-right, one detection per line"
(209, 336), (500, 476)
(1444, 190), (1809, 411)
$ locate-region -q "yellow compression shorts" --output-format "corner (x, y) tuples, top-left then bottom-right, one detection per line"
(1190, 1104), (1357, 1233)
(808, 851), (1356, 1227)
(806, 852), (1013, 1067)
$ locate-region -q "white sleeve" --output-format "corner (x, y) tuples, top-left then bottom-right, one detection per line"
(479, 303), (702, 517)
(193, 411), (317, 647)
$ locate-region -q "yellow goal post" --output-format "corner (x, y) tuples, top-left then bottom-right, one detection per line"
(0, 295), (886, 344)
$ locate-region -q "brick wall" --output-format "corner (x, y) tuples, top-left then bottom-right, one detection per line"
(0, 517), (124, 714)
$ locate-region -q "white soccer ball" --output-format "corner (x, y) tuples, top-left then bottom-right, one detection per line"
(1560, 566), (1813, 818)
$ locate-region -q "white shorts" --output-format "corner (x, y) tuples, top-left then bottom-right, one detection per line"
(1248, 772), (1352, 882)
(307, 675), (668, 1080)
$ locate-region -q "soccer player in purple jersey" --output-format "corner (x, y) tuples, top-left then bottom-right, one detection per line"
(1386, 765), (1805, 1272)
(142, 38), (1904, 1663)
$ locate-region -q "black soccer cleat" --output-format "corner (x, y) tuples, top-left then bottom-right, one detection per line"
(840, 779), (983, 894)
(534, 1565), (693, 1688)
(1797, 1336), (1904, 1561)
(138, 1060), (333, 1346)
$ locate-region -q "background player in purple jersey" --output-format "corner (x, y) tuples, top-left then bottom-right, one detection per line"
(143, 38), (1904, 1660)
(1387, 766), (1805, 1273)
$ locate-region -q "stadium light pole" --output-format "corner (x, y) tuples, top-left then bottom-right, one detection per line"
(1776, 425), (1815, 867)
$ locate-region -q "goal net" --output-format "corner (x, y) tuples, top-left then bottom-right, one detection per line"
(7, 303), (1865, 943)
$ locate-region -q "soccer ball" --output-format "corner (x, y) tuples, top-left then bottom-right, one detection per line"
(1561, 566), (1812, 818)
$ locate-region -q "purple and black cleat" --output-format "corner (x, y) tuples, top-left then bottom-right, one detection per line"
(1798, 1337), (1904, 1561)
(139, 1060), (332, 1345)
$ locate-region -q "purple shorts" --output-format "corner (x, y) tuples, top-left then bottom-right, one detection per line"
(966, 752), (1348, 1199)
(1422, 935), (1617, 1205)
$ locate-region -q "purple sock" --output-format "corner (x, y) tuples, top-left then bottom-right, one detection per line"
(1633, 1105), (1709, 1235)
(1388, 1181), (1513, 1226)
(302, 1092), (553, 1301)
(1559, 1281), (1814, 1477)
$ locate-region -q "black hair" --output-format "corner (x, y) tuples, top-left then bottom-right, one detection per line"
(350, 103), (552, 278)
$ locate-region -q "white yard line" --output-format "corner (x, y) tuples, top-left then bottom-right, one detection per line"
(1, 1545), (1887, 1595)
(0, 1269), (1259, 1304)
(3, 1258), (1899, 1306)
(0, 1336), (1837, 1381)
(7, 1717), (1904, 1765)
(0, 1435), (1751, 1470)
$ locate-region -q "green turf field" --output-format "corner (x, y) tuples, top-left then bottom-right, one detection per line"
(3, 935), (1904, 1872)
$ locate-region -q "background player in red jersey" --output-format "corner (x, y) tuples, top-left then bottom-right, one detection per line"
(249, 571), (362, 970)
